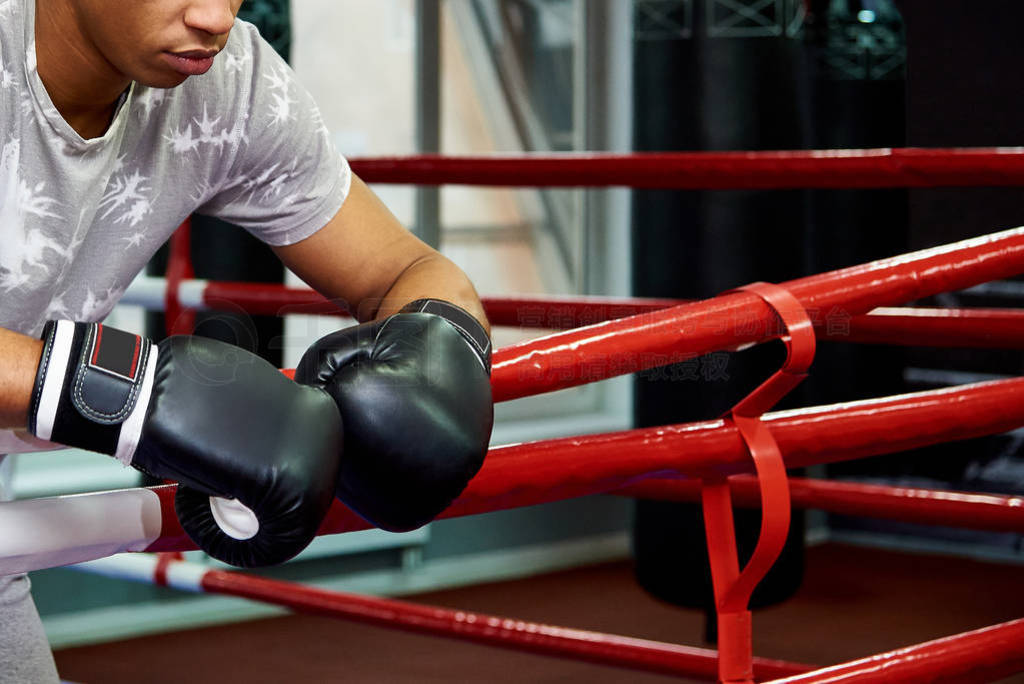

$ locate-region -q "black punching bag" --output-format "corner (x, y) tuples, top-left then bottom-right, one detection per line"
(147, 0), (293, 366)
(631, 0), (810, 629)
(801, 0), (908, 409)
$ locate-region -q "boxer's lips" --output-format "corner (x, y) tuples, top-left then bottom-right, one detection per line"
(161, 49), (219, 76)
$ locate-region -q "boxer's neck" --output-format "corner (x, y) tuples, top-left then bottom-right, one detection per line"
(35, 0), (129, 139)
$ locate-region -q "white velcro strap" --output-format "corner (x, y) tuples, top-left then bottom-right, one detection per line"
(34, 321), (75, 442)
(113, 344), (159, 467)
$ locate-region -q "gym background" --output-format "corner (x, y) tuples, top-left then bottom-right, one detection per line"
(9, 1), (1023, 681)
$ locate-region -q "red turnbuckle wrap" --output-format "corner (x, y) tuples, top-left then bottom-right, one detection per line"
(164, 218), (196, 337)
(152, 551), (185, 588)
(701, 283), (816, 684)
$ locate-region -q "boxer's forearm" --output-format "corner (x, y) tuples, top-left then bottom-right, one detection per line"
(273, 176), (490, 335)
(373, 253), (490, 334)
(0, 327), (43, 430)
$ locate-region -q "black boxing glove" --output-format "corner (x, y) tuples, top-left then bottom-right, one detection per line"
(28, 321), (342, 567)
(294, 299), (493, 531)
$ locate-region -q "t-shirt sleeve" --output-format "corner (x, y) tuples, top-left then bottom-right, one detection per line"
(197, 22), (351, 247)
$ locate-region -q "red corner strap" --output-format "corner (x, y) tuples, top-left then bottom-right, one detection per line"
(700, 282), (816, 684)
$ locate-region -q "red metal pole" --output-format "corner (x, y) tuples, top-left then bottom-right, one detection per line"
(198, 285), (1024, 350)
(349, 149), (1024, 189)
(196, 568), (812, 681)
(491, 228), (1024, 402)
(764, 618), (1024, 684)
(619, 477), (1024, 533)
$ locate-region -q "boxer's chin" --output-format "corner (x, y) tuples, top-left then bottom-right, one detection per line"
(137, 71), (190, 89)
(128, 61), (191, 89)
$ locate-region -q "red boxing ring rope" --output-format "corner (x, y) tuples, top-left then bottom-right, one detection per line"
(73, 551), (1024, 683)
(121, 278), (1024, 350)
(123, 230), (1024, 399)
(349, 148), (1024, 189)
(764, 618), (1024, 684)
(620, 477), (1024, 534)
(75, 553), (812, 681)
(489, 227), (1024, 402)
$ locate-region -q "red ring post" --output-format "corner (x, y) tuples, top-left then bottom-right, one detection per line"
(164, 218), (196, 336)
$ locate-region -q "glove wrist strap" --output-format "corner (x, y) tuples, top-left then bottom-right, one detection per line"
(28, 321), (158, 465)
(400, 299), (492, 372)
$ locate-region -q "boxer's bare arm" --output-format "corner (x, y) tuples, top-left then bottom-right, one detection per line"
(0, 328), (44, 430)
(273, 174), (489, 331)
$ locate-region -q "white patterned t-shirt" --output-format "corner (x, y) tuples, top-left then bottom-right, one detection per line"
(0, 0), (351, 468)
(0, 0), (350, 337)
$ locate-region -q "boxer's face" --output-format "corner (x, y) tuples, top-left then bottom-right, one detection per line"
(71, 0), (245, 88)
